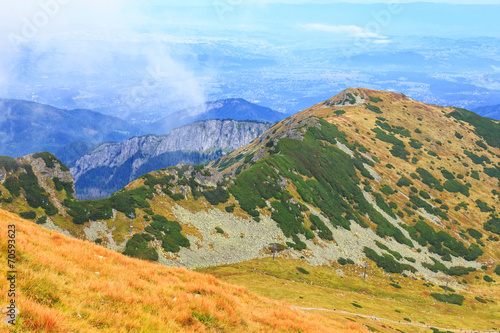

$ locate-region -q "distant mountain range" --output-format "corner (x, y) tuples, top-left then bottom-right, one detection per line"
(149, 98), (285, 134)
(473, 104), (500, 120)
(0, 98), (282, 161)
(0, 99), (141, 158)
(70, 119), (272, 199)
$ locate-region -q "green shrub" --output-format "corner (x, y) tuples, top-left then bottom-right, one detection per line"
(296, 267), (310, 274)
(33, 152), (70, 171)
(215, 227), (224, 234)
(369, 96), (383, 103)
(225, 204), (235, 213)
(409, 139), (423, 149)
(494, 265), (500, 276)
(443, 179), (470, 197)
(467, 228), (483, 240)
(4, 177), (21, 197)
(483, 275), (494, 282)
(464, 150), (491, 165)
(396, 176), (412, 187)
(438, 285), (455, 293)
(484, 216), (500, 235)
(36, 216), (47, 224)
(145, 215), (190, 253)
(363, 247), (416, 274)
(202, 186), (230, 205)
(416, 168), (443, 191)
(455, 132), (463, 139)
(122, 234), (158, 261)
(431, 293), (464, 306)
(471, 170), (480, 180)
(380, 185), (395, 195)
(52, 177), (75, 198)
(366, 104), (382, 114)
(419, 190), (431, 199)
(390, 283), (402, 289)
(0, 156), (20, 172)
(440, 169), (455, 180)
(475, 199), (494, 212)
(20, 211), (36, 220)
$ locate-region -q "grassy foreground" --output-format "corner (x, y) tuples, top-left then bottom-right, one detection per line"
(0, 209), (366, 333)
(198, 258), (500, 333)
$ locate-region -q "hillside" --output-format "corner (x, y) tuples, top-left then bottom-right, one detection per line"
(0, 99), (141, 157)
(70, 119), (272, 199)
(1, 88), (499, 287)
(150, 98), (285, 134)
(0, 209), (365, 332)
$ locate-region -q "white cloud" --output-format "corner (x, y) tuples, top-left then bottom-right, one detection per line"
(302, 24), (386, 39)
(373, 39), (392, 44)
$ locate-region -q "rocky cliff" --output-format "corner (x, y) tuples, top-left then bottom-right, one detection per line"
(70, 119), (272, 199)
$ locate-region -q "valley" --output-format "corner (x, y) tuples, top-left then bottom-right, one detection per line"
(1, 88), (499, 332)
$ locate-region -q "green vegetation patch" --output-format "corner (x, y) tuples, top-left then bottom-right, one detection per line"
(443, 179), (470, 197)
(448, 107), (500, 148)
(431, 293), (464, 306)
(406, 220), (482, 261)
(369, 96), (383, 103)
(464, 150), (491, 165)
(416, 168), (443, 191)
(122, 233), (158, 261)
(52, 177), (74, 198)
(366, 104), (383, 114)
(229, 119), (413, 248)
(363, 247), (416, 274)
(0, 156), (21, 172)
(33, 152), (70, 171)
(145, 215), (190, 253)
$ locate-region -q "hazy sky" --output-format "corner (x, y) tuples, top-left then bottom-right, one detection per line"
(1, 1), (499, 114)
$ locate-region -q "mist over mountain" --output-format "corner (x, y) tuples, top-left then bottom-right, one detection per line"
(0, 99), (141, 158)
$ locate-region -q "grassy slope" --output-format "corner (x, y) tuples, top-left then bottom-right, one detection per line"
(199, 258), (500, 333)
(0, 209), (367, 333)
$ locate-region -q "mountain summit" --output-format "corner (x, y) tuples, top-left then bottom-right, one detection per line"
(149, 98), (285, 134)
(1, 88), (499, 284)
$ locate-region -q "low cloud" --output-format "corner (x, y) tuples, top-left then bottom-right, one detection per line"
(302, 24), (386, 39)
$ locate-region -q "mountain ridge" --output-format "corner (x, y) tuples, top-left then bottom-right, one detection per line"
(150, 98), (285, 134)
(70, 119), (272, 199)
(1, 88), (499, 284)
(0, 98), (141, 157)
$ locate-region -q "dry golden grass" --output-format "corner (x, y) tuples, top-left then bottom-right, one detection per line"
(199, 258), (500, 333)
(0, 209), (368, 333)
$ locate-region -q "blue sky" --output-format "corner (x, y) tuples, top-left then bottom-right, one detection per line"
(1, 1), (499, 116)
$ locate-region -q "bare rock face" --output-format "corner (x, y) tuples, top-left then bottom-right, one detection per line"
(18, 155), (74, 191)
(70, 119), (272, 199)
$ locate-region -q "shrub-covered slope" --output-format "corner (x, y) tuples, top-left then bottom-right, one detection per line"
(0, 209), (364, 332)
(1, 88), (500, 284)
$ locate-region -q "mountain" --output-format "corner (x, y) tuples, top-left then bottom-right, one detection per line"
(70, 119), (272, 199)
(150, 98), (285, 134)
(1, 88), (499, 284)
(0, 209), (361, 332)
(473, 104), (500, 120)
(0, 99), (141, 157)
